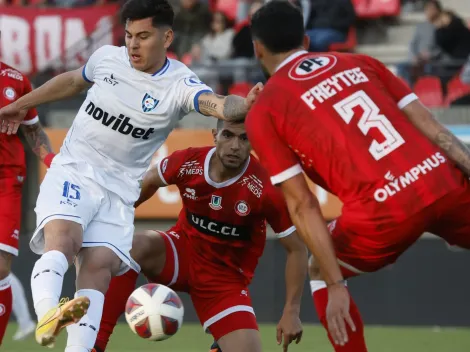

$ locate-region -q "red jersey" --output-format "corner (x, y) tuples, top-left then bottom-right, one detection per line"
(156, 146), (295, 288)
(0, 62), (39, 178)
(246, 51), (466, 228)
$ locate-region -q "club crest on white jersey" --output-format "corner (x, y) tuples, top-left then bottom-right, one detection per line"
(142, 93), (159, 112)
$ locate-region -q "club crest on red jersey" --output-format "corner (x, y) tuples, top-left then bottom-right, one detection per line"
(209, 195), (222, 210)
(235, 200), (250, 216)
(288, 54), (337, 81)
(3, 87), (16, 101)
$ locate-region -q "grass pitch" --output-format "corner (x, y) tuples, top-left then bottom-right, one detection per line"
(4, 323), (470, 352)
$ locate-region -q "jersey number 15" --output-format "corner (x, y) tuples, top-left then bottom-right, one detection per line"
(333, 90), (405, 161)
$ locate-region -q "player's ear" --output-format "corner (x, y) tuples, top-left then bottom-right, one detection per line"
(163, 28), (174, 50)
(303, 34), (310, 50)
(212, 128), (218, 143)
(253, 40), (262, 59)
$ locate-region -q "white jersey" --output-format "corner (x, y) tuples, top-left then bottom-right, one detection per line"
(53, 45), (213, 203)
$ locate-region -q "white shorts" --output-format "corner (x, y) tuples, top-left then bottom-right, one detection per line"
(31, 164), (137, 274)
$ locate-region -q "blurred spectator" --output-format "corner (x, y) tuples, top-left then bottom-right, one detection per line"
(306, 0), (355, 52)
(232, 0), (263, 59)
(397, 21), (443, 86)
(196, 11), (234, 62)
(172, 0), (212, 58)
(425, 0), (470, 64)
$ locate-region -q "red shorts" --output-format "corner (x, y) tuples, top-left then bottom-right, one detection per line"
(149, 228), (258, 340)
(0, 177), (23, 256)
(331, 182), (470, 279)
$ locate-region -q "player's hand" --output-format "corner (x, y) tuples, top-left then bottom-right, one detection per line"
(276, 309), (303, 352)
(0, 102), (26, 135)
(244, 82), (264, 110)
(326, 283), (356, 346)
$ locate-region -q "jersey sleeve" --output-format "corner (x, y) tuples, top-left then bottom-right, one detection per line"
(82, 45), (115, 83)
(175, 74), (213, 115)
(155, 149), (191, 186)
(246, 103), (302, 185)
(367, 56), (418, 110)
(21, 76), (39, 125)
(262, 182), (296, 239)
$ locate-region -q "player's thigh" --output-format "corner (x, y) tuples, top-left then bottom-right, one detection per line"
(327, 218), (424, 278)
(146, 229), (190, 292)
(30, 165), (101, 257)
(192, 287), (258, 342)
(217, 328), (262, 352)
(130, 230), (166, 276)
(0, 178), (22, 259)
(432, 185), (470, 250)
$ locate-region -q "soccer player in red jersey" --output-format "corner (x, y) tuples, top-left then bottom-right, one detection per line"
(245, 2), (470, 351)
(93, 119), (307, 352)
(0, 61), (55, 344)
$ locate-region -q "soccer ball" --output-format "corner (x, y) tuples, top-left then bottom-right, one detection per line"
(125, 283), (184, 341)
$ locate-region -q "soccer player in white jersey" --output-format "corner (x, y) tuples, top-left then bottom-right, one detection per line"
(0, 0), (262, 350)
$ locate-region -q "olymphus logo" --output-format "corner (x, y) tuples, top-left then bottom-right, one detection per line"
(374, 152), (446, 202)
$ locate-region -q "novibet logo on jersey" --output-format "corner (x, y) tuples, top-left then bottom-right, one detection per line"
(85, 101), (155, 139)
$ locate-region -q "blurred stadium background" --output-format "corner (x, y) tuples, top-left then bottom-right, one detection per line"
(1, 0), (470, 350)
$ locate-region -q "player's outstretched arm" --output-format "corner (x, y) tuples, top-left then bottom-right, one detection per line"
(276, 232), (307, 351)
(17, 66), (91, 109)
(20, 120), (55, 167)
(0, 66), (91, 128)
(197, 83), (263, 121)
(404, 100), (470, 177)
(279, 174), (355, 346)
(134, 167), (167, 208)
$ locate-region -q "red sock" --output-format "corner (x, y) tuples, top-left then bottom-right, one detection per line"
(313, 286), (367, 352)
(95, 270), (139, 351)
(0, 278), (12, 345)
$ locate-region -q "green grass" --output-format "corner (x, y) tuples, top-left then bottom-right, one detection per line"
(4, 323), (470, 352)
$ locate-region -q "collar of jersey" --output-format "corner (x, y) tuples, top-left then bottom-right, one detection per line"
(152, 58), (170, 76)
(275, 50), (308, 72)
(204, 147), (251, 189)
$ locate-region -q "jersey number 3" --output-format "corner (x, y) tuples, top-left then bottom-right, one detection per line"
(333, 90), (405, 161)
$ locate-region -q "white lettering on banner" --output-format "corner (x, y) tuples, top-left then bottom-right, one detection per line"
(0, 6), (117, 75)
(0, 16), (32, 73)
(35, 16), (62, 72)
(148, 144), (180, 204)
(373, 152), (446, 202)
(64, 18), (87, 70)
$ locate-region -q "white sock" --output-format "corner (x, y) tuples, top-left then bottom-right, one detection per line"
(310, 280), (327, 294)
(310, 280), (348, 294)
(10, 272), (34, 328)
(66, 289), (105, 351)
(31, 250), (69, 320)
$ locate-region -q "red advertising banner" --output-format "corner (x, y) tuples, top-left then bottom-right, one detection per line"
(0, 5), (119, 76)
(39, 129), (343, 220)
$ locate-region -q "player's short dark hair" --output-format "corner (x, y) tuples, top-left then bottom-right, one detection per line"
(121, 0), (174, 28)
(216, 119), (244, 131)
(250, 0), (304, 54)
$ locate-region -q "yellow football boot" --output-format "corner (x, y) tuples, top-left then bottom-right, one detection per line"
(35, 296), (90, 347)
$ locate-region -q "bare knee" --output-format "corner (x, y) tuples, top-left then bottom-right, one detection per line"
(0, 251), (13, 280)
(131, 231), (166, 278)
(75, 247), (121, 294)
(44, 220), (83, 264)
(308, 255), (323, 280)
(217, 329), (262, 352)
